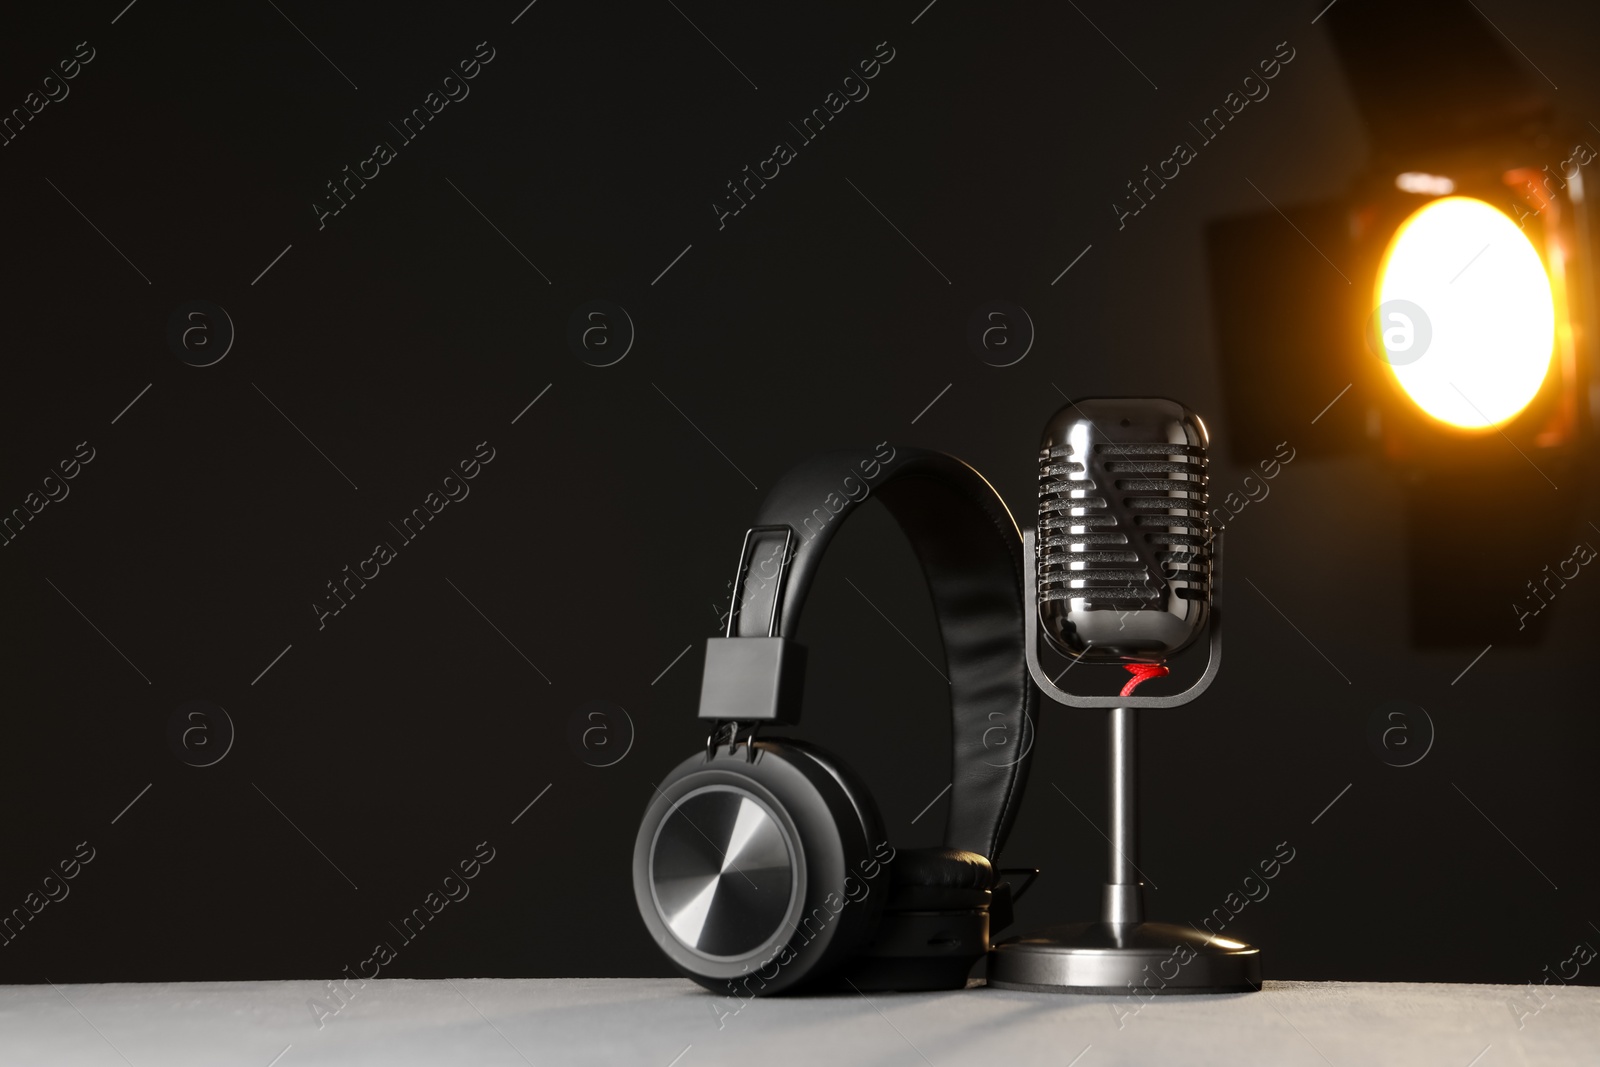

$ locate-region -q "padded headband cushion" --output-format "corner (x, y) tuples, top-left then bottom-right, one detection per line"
(731, 445), (1037, 861)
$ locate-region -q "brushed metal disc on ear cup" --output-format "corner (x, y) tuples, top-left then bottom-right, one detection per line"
(649, 786), (798, 961)
(634, 742), (884, 994)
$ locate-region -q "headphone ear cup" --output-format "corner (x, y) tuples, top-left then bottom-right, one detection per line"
(633, 739), (890, 995)
(842, 848), (997, 992)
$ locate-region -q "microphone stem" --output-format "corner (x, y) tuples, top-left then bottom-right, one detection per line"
(1104, 705), (1144, 926)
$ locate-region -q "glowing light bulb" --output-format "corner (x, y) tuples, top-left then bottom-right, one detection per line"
(1374, 196), (1555, 429)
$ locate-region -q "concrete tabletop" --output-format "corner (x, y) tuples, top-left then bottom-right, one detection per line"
(3, 977), (1594, 1066)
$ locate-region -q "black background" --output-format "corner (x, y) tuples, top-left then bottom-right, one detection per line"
(1, 0), (1597, 987)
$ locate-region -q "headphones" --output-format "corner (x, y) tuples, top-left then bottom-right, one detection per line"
(633, 445), (1039, 995)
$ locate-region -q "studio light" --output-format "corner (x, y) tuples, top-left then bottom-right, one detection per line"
(1375, 195), (1556, 430)
(1205, 0), (1596, 647)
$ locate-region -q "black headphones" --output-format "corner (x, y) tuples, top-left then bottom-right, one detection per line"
(632, 445), (1039, 995)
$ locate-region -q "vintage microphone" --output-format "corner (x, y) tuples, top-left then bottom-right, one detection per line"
(986, 397), (1261, 994)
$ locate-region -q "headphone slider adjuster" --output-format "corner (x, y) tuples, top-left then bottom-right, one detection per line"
(696, 636), (806, 725)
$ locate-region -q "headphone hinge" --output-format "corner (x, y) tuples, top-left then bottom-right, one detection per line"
(703, 720), (762, 763)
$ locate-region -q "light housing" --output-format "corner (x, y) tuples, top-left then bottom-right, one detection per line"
(1346, 144), (1590, 469)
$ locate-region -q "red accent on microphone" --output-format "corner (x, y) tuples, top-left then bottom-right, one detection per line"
(1120, 663), (1169, 696)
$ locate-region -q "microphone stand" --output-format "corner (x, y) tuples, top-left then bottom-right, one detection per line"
(986, 529), (1260, 995)
(1106, 705), (1142, 928)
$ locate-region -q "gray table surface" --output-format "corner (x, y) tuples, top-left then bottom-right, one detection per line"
(2, 978), (1594, 1066)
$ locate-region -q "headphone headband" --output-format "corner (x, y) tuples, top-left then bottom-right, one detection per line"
(708, 444), (1037, 860)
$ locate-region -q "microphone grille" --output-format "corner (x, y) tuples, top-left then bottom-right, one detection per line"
(1037, 439), (1211, 612)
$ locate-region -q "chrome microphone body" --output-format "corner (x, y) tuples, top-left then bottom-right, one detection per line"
(1036, 397), (1212, 663)
(988, 397), (1260, 996)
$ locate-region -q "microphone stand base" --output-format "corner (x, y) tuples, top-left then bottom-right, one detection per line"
(986, 921), (1261, 995)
